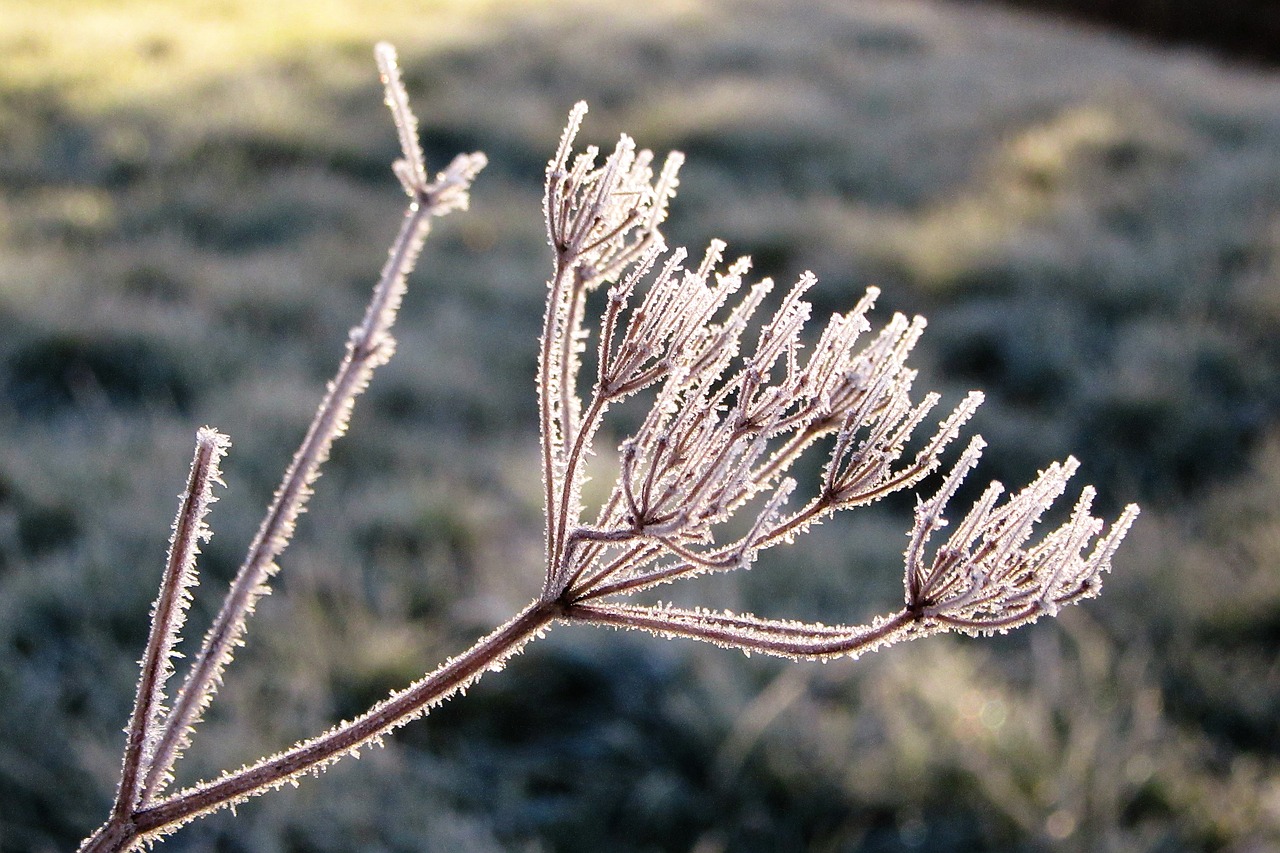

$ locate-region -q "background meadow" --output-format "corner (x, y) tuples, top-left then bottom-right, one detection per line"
(2, 0), (1279, 850)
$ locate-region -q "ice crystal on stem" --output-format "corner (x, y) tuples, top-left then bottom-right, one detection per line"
(81, 46), (1137, 853)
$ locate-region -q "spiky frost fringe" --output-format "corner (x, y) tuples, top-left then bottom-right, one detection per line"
(114, 429), (228, 812)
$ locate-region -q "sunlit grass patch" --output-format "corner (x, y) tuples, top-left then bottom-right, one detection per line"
(0, 0), (504, 110)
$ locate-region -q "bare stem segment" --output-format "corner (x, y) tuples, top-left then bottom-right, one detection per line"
(136, 601), (554, 846)
(83, 47), (1138, 853)
(84, 601), (556, 851)
(83, 43), (485, 852)
(110, 430), (228, 826)
(141, 199), (434, 804)
(138, 47), (486, 804)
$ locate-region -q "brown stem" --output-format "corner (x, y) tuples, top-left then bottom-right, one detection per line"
(540, 257), (576, 589)
(79, 817), (139, 853)
(547, 392), (608, 595)
(112, 432), (224, 822)
(141, 201), (436, 803)
(566, 603), (916, 659)
(87, 601), (558, 852)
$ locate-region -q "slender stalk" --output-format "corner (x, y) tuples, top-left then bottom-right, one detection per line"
(86, 601), (558, 852)
(540, 259), (575, 590)
(109, 431), (227, 826)
(557, 265), (588, 453)
(140, 201), (436, 804)
(565, 603), (917, 659)
(548, 392), (608, 592)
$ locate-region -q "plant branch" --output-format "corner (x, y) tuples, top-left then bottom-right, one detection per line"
(139, 45), (485, 805)
(141, 198), (436, 804)
(110, 429), (228, 823)
(566, 602), (918, 660)
(91, 601), (557, 851)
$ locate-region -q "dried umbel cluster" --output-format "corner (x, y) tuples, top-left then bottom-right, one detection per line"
(81, 43), (1138, 852)
(535, 103), (1137, 653)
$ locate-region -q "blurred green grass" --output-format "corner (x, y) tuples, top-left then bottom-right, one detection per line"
(2, 0), (1279, 851)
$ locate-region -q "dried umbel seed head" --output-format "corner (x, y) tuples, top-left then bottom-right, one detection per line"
(82, 47), (1137, 853)
(536, 102), (1138, 661)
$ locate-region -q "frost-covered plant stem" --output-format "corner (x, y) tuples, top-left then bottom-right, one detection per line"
(89, 601), (556, 851)
(81, 42), (1137, 852)
(80, 44), (488, 851)
(95, 429), (227, 851)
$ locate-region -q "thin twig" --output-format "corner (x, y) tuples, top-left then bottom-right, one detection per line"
(141, 197), (437, 805)
(133, 601), (557, 843)
(111, 429), (227, 820)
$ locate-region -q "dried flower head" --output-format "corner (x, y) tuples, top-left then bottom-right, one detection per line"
(82, 48), (1138, 853)
(537, 102), (1139, 660)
